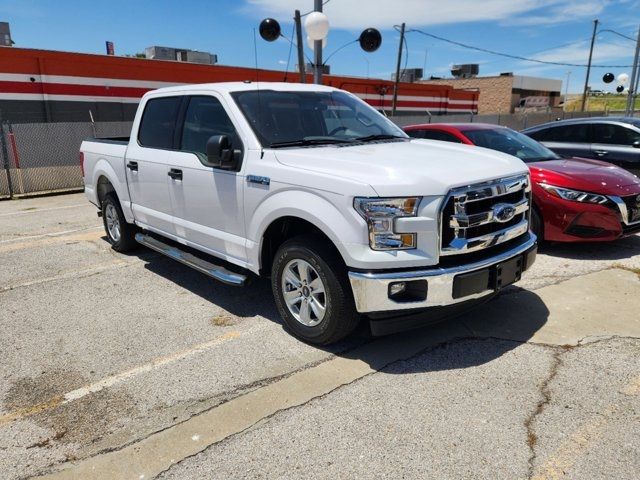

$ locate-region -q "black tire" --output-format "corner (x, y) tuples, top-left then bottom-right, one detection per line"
(101, 193), (138, 252)
(271, 235), (360, 345)
(530, 207), (544, 242)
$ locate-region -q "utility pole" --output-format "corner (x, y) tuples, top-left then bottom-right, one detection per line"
(632, 70), (640, 116)
(313, 0), (323, 85)
(392, 22), (405, 116)
(294, 10), (306, 83)
(564, 71), (571, 111)
(581, 19), (598, 112)
(625, 24), (640, 116)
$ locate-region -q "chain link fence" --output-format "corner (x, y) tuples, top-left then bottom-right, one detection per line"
(1, 110), (638, 199)
(0, 121), (132, 199)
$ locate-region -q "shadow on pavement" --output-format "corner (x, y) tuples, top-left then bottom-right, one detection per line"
(340, 288), (550, 374)
(136, 243), (549, 372)
(141, 255), (280, 321)
(541, 234), (640, 260)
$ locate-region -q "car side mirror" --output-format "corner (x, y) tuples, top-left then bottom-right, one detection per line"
(205, 135), (239, 170)
(633, 140), (640, 149)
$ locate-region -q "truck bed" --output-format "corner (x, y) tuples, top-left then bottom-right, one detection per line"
(86, 136), (130, 145)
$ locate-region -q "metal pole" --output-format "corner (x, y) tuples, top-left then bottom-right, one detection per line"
(392, 22), (405, 116)
(625, 25), (640, 116)
(0, 122), (14, 199)
(632, 70), (640, 116)
(563, 71), (571, 111)
(581, 19), (598, 112)
(294, 10), (306, 83)
(313, 0), (323, 85)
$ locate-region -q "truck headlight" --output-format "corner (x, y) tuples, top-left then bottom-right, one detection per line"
(354, 197), (420, 250)
(539, 184), (608, 204)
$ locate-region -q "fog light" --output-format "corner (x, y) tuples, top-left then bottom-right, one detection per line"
(387, 280), (428, 303)
(389, 282), (406, 296)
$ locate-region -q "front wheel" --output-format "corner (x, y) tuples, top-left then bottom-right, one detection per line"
(271, 236), (360, 345)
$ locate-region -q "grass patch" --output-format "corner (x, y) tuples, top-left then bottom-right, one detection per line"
(210, 315), (236, 327)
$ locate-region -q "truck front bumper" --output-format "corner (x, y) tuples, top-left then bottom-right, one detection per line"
(348, 233), (537, 314)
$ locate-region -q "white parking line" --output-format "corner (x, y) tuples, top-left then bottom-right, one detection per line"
(0, 260), (131, 293)
(0, 203), (88, 217)
(63, 330), (243, 402)
(0, 326), (264, 427)
(0, 226), (102, 245)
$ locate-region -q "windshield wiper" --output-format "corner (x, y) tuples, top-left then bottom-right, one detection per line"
(353, 134), (406, 142)
(269, 137), (353, 148)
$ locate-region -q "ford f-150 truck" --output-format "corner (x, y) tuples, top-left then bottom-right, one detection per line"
(81, 82), (537, 344)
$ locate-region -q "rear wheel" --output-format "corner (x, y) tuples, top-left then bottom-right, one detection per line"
(101, 193), (138, 252)
(271, 236), (359, 344)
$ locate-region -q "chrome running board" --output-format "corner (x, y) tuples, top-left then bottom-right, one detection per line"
(135, 233), (246, 286)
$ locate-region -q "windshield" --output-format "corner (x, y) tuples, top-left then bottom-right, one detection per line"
(462, 127), (560, 162)
(231, 90), (407, 148)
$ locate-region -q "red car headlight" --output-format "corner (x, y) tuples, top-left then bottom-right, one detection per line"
(539, 184), (609, 205)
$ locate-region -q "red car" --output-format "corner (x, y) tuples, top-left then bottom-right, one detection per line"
(404, 123), (640, 242)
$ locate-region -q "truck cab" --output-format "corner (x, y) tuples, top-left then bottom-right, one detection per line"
(81, 82), (536, 344)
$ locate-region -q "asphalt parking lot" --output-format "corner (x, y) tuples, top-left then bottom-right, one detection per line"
(1, 193), (639, 480)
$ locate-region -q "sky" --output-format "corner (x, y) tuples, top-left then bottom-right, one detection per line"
(1, 0), (639, 93)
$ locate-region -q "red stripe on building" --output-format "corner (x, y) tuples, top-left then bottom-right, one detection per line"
(0, 81), (151, 97)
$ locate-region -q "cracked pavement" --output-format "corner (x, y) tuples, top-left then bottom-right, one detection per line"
(1, 193), (639, 480)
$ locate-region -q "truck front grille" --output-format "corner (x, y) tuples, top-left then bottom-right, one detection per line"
(440, 174), (531, 256)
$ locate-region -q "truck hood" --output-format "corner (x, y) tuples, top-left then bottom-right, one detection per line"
(529, 157), (640, 196)
(273, 139), (528, 196)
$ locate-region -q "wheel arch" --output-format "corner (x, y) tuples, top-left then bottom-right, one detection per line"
(258, 216), (346, 276)
(91, 158), (134, 223)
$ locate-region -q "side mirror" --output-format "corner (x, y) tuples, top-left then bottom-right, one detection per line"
(205, 135), (239, 170)
(633, 140), (640, 149)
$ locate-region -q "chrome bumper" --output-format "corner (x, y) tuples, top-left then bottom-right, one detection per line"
(348, 233), (537, 313)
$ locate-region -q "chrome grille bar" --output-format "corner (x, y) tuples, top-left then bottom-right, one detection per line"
(449, 175), (529, 203)
(449, 197), (529, 228)
(440, 174), (531, 256)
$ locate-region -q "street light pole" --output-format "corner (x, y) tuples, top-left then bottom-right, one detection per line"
(625, 24), (640, 116)
(564, 71), (571, 111)
(313, 0), (323, 85)
(294, 10), (306, 83)
(581, 19), (598, 112)
(392, 22), (405, 116)
(632, 70), (640, 116)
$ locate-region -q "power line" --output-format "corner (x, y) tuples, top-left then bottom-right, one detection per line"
(408, 28), (635, 68)
(599, 28), (636, 42)
(283, 23), (296, 81)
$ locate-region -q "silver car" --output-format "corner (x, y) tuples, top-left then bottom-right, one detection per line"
(523, 117), (640, 176)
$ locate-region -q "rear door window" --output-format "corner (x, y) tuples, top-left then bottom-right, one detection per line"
(137, 97), (182, 149)
(593, 123), (640, 145)
(529, 124), (590, 143)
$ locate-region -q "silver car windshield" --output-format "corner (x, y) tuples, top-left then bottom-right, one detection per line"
(462, 127), (560, 162)
(231, 90), (407, 148)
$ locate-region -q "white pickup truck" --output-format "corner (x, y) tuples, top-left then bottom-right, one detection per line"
(81, 82), (537, 344)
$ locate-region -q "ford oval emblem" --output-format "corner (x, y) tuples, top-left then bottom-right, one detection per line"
(492, 203), (517, 223)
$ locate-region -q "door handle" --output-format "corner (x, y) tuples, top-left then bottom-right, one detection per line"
(168, 168), (183, 180)
(593, 150), (608, 157)
(126, 161), (138, 171)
